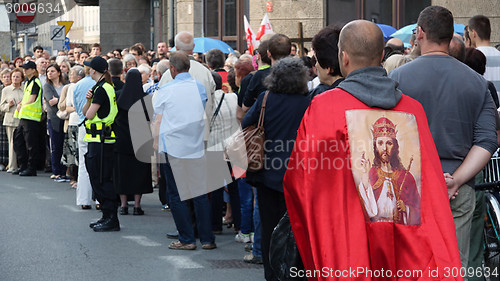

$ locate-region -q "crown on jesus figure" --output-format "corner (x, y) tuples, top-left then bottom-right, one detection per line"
(371, 117), (397, 139)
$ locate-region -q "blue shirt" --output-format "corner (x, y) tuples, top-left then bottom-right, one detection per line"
(73, 75), (95, 123)
(153, 72), (207, 158)
(165, 72), (207, 108)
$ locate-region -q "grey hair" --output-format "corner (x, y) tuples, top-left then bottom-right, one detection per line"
(156, 59), (170, 75)
(169, 51), (190, 72)
(122, 53), (138, 69)
(263, 57), (308, 95)
(174, 31), (195, 52)
(70, 65), (85, 78)
(137, 63), (152, 75)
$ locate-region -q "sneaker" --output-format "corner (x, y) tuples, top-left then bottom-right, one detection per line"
(54, 176), (70, 182)
(161, 204), (170, 211)
(244, 253), (263, 264)
(235, 231), (251, 243)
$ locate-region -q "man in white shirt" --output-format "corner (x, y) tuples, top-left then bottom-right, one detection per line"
(158, 31), (216, 141)
(469, 15), (500, 102)
(153, 51), (215, 251)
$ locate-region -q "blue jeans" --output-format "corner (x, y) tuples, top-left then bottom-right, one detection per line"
(238, 178), (254, 234)
(161, 157), (215, 245)
(47, 119), (65, 176)
(252, 187), (262, 258)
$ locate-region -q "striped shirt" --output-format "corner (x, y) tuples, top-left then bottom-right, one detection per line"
(477, 46), (500, 106)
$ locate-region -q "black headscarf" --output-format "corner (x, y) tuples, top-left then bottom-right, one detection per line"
(117, 69), (145, 111)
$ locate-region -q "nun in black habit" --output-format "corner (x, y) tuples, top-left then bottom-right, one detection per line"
(114, 69), (153, 216)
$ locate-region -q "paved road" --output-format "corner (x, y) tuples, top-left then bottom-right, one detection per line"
(0, 172), (264, 281)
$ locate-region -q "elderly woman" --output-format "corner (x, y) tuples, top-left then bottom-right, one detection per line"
(0, 68), (24, 172)
(137, 63), (153, 91)
(43, 64), (69, 181)
(0, 68), (12, 170)
(58, 65), (86, 190)
(206, 71), (241, 235)
(242, 57), (311, 278)
(122, 53), (138, 74)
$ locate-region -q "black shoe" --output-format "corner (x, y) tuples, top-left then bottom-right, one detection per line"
(119, 206), (128, 215)
(133, 207), (144, 216)
(12, 168), (23, 175)
(89, 218), (106, 228)
(19, 168), (36, 176)
(93, 216), (120, 232)
(166, 231), (179, 239)
(81, 205), (92, 210)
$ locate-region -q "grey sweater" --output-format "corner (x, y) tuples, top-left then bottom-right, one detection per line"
(389, 55), (498, 183)
(43, 82), (66, 132)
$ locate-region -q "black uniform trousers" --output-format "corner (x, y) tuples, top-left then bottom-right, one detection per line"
(85, 142), (118, 214)
(13, 119), (42, 171)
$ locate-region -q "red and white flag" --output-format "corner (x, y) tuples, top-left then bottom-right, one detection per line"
(256, 13), (273, 41)
(244, 15), (258, 55)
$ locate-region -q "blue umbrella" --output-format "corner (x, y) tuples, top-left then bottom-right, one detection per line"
(171, 37), (235, 54)
(453, 24), (465, 36)
(390, 24), (417, 45)
(376, 24), (397, 41)
(390, 23), (466, 44)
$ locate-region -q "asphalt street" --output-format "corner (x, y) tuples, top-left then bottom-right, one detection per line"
(0, 171), (264, 281)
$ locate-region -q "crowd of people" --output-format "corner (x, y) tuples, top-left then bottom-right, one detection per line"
(1, 5), (499, 281)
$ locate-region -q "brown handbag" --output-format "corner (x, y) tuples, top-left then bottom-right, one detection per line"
(224, 91), (269, 172)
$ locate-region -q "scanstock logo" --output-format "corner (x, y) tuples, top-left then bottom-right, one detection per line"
(2, 0), (77, 25)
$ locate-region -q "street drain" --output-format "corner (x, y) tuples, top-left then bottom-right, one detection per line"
(208, 259), (263, 269)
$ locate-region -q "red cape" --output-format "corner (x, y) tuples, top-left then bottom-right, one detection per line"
(283, 89), (462, 280)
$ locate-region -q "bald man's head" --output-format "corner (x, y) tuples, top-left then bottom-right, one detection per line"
(386, 38), (405, 53)
(339, 20), (385, 72)
(175, 31), (195, 53)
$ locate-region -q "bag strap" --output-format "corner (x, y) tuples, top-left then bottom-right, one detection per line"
(257, 91), (270, 128)
(140, 97), (151, 122)
(210, 93), (225, 132)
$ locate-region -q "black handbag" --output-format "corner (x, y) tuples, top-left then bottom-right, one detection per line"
(269, 211), (307, 281)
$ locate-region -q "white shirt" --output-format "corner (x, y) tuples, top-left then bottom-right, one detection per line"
(477, 46), (500, 104)
(66, 83), (80, 126)
(154, 73), (206, 159)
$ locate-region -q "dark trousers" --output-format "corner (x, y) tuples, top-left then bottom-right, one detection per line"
(85, 142), (118, 214)
(256, 184), (287, 281)
(13, 119), (42, 170)
(211, 188), (225, 232)
(47, 119), (66, 176)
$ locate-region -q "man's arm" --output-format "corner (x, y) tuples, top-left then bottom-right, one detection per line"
(445, 145), (492, 198)
(446, 88), (498, 198)
(153, 114), (162, 151)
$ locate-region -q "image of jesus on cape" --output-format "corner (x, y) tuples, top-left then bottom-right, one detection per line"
(357, 117), (421, 225)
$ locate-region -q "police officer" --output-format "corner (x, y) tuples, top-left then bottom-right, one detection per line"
(82, 57), (119, 232)
(13, 61), (43, 176)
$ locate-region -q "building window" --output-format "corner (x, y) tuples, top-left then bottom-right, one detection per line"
(204, 0), (243, 51)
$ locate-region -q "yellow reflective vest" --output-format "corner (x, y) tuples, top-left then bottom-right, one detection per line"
(83, 82), (118, 143)
(14, 77), (43, 122)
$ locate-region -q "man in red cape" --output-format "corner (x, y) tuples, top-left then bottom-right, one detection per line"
(283, 20), (462, 280)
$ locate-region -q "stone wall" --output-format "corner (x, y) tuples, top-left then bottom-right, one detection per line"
(99, 0), (150, 51)
(433, 0), (500, 45)
(248, 0), (324, 45)
(176, 0), (203, 37)
(0, 32), (11, 61)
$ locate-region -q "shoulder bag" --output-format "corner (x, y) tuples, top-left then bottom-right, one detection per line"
(224, 91), (269, 172)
